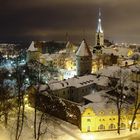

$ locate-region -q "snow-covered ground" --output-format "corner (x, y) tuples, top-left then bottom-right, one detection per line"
(0, 106), (139, 140)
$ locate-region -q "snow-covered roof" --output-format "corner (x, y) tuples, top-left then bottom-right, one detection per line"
(48, 74), (109, 91)
(76, 40), (92, 57)
(28, 41), (38, 52)
(98, 65), (121, 77)
(129, 65), (140, 72)
(98, 65), (132, 77)
(102, 47), (129, 57)
(79, 91), (129, 116)
(83, 90), (109, 103)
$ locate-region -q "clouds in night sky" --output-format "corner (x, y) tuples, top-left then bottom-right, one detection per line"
(1, 0), (140, 43)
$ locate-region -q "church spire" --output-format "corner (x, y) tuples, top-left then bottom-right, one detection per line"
(97, 8), (103, 33)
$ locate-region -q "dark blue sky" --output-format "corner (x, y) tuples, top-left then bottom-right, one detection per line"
(1, 0), (140, 44)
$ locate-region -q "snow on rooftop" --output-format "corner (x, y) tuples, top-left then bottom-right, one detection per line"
(83, 90), (109, 103)
(102, 47), (129, 57)
(48, 74), (108, 91)
(76, 40), (92, 57)
(98, 65), (121, 77)
(129, 65), (140, 71)
(28, 41), (38, 51)
(98, 65), (135, 78)
(79, 90), (130, 116)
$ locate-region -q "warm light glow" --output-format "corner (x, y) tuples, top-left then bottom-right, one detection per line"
(60, 69), (76, 79)
(65, 59), (75, 70)
(24, 97), (28, 102)
(81, 133), (95, 140)
(127, 49), (133, 57)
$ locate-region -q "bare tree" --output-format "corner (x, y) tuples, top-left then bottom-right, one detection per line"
(14, 61), (27, 140)
(129, 69), (140, 131)
(0, 69), (13, 128)
(106, 69), (128, 134)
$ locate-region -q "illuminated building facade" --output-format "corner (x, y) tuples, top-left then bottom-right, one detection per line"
(80, 106), (140, 132)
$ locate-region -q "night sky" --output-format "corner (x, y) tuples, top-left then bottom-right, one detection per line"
(1, 0), (140, 44)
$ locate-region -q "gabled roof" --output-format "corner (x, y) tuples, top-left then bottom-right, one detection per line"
(76, 40), (92, 57)
(28, 41), (38, 52)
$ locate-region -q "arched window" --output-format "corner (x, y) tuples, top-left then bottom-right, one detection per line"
(109, 124), (116, 130)
(121, 123), (126, 129)
(98, 124), (105, 131)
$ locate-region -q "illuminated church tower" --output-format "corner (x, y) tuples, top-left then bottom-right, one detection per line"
(93, 9), (104, 53)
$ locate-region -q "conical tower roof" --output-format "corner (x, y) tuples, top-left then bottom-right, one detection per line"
(28, 41), (38, 51)
(76, 39), (92, 57)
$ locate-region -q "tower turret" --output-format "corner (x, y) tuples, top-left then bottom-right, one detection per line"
(76, 39), (92, 76)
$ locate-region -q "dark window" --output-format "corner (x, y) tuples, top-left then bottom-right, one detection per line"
(87, 119), (91, 122)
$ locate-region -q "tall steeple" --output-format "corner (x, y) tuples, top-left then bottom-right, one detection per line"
(97, 8), (103, 33)
(94, 8), (104, 54)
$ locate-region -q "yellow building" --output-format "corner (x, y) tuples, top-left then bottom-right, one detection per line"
(80, 90), (140, 133)
(80, 105), (139, 133)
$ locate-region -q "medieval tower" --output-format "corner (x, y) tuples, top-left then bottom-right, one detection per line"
(76, 39), (92, 76)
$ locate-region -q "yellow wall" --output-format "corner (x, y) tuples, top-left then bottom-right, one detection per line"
(81, 107), (137, 133)
(81, 107), (96, 132)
